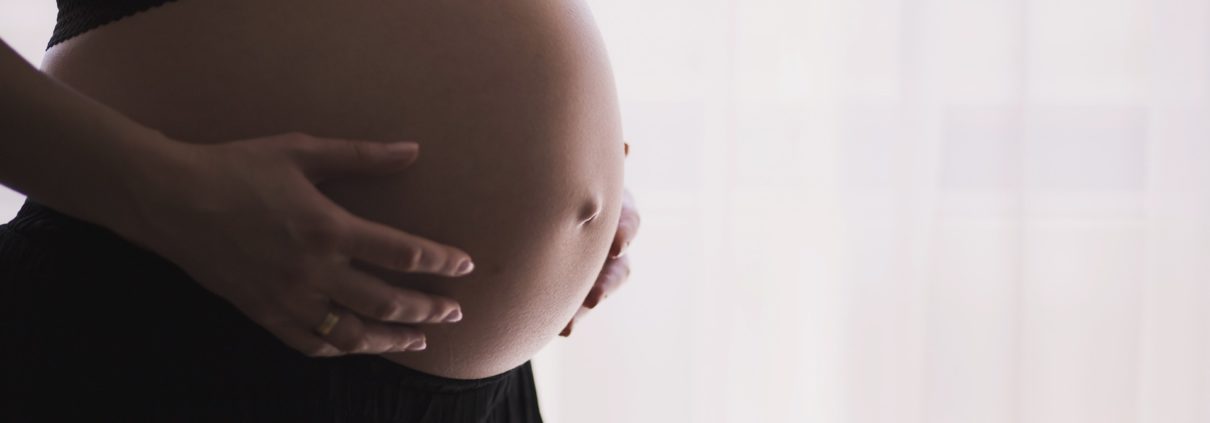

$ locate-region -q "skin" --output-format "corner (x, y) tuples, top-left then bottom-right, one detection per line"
(34, 0), (635, 379)
(135, 135), (477, 357)
(0, 34), (478, 358)
(562, 164), (640, 337)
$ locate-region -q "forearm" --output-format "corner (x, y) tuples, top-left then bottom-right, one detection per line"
(0, 38), (181, 233)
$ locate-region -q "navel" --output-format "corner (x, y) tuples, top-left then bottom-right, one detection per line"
(576, 196), (604, 227)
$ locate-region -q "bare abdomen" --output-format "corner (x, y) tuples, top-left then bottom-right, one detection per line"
(42, 0), (625, 379)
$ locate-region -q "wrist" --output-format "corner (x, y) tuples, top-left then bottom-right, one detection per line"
(96, 128), (202, 248)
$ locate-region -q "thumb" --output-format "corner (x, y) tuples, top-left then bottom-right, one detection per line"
(291, 137), (420, 183)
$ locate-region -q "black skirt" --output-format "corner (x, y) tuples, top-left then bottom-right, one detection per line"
(0, 200), (544, 422)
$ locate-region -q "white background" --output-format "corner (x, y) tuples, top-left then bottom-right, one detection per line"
(4, 0), (1210, 422)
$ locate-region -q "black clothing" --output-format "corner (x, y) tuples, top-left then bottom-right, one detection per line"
(49, 0), (182, 48)
(0, 200), (544, 422)
(37, 2), (546, 420)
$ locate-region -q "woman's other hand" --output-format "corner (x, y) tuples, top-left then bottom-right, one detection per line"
(560, 184), (639, 337)
(116, 132), (474, 357)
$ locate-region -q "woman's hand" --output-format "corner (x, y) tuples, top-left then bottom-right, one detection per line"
(115, 132), (473, 357)
(560, 186), (640, 337)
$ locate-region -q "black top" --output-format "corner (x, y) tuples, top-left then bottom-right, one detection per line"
(48, 0), (180, 49)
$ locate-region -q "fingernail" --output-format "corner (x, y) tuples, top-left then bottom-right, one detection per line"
(559, 326), (572, 337)
(385, 141), (418, 155)
(408, 339), (427, 351)
(455, 259), (475, 276)
(443, 308), (463, 323)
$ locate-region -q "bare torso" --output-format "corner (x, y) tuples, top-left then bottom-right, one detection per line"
(41, 0), (624, 379)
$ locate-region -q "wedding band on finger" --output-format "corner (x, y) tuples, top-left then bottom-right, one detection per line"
(314, 310), (342, 337)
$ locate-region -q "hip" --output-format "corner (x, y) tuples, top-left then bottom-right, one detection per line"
(0, 201), (544, 422)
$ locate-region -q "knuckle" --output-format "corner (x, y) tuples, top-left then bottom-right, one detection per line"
(395, 246), (424, 272)
(277, 264), (311, 285)
(330, 338), (355, 353)
(391, 326), (421, 342)
(330, 333), (363, 352)
(277, 132), (311, 149)
(610, 256), (631, 279)
(400, 302), (429, 323)
(434, 298), (454, 314)
(616, 253), (631, 266)
(440, 299), (461, 317)
(297, 214), (346, 250)
(351, 337), (375, 353)
(438, 250), (461, 273)
(344, 140), (370, 163)
(275, 270), (324, 300)
(372, 299), (404, 322)
(623, 216), (640, 232)
(286, 133), (328, 157)
(400, 331), (424, 346)
(344, 339), (369, 353)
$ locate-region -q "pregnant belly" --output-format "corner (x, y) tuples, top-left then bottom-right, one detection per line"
(41, 0), (625, 379)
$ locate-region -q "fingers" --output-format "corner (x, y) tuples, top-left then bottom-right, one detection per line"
(284, 133), (421, 183)
(316, 308), (428, 354)
(248, 293), (346, 357)
(274, 325), (344, 357)
(275, 293), (431, 355)
(584, 254), (631, 309)
(561, 254), (632, 338)
(324, 266), (463, 325)
(559, 319), (573, 337)
(272, 133), (474, 276)
(609, 189), (641, 258)
(338, 214), (475, 277)
(559, 305), (592, 337)
(564, 185), (638, 338)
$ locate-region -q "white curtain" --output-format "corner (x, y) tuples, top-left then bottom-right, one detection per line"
(4, 0), (1209, 422)
(0, 0), (56, 215)
(534, 0), (1210, 422)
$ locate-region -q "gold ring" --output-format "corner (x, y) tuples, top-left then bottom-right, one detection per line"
(314, 310), (341, 337)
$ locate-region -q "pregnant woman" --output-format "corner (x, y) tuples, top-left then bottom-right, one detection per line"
(0, 0), (639, 421)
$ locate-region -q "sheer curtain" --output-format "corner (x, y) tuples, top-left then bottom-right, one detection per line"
(0, 0), (55, 217)
(3, 0), (1208, 422)
(533, 0), (1210, 422)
